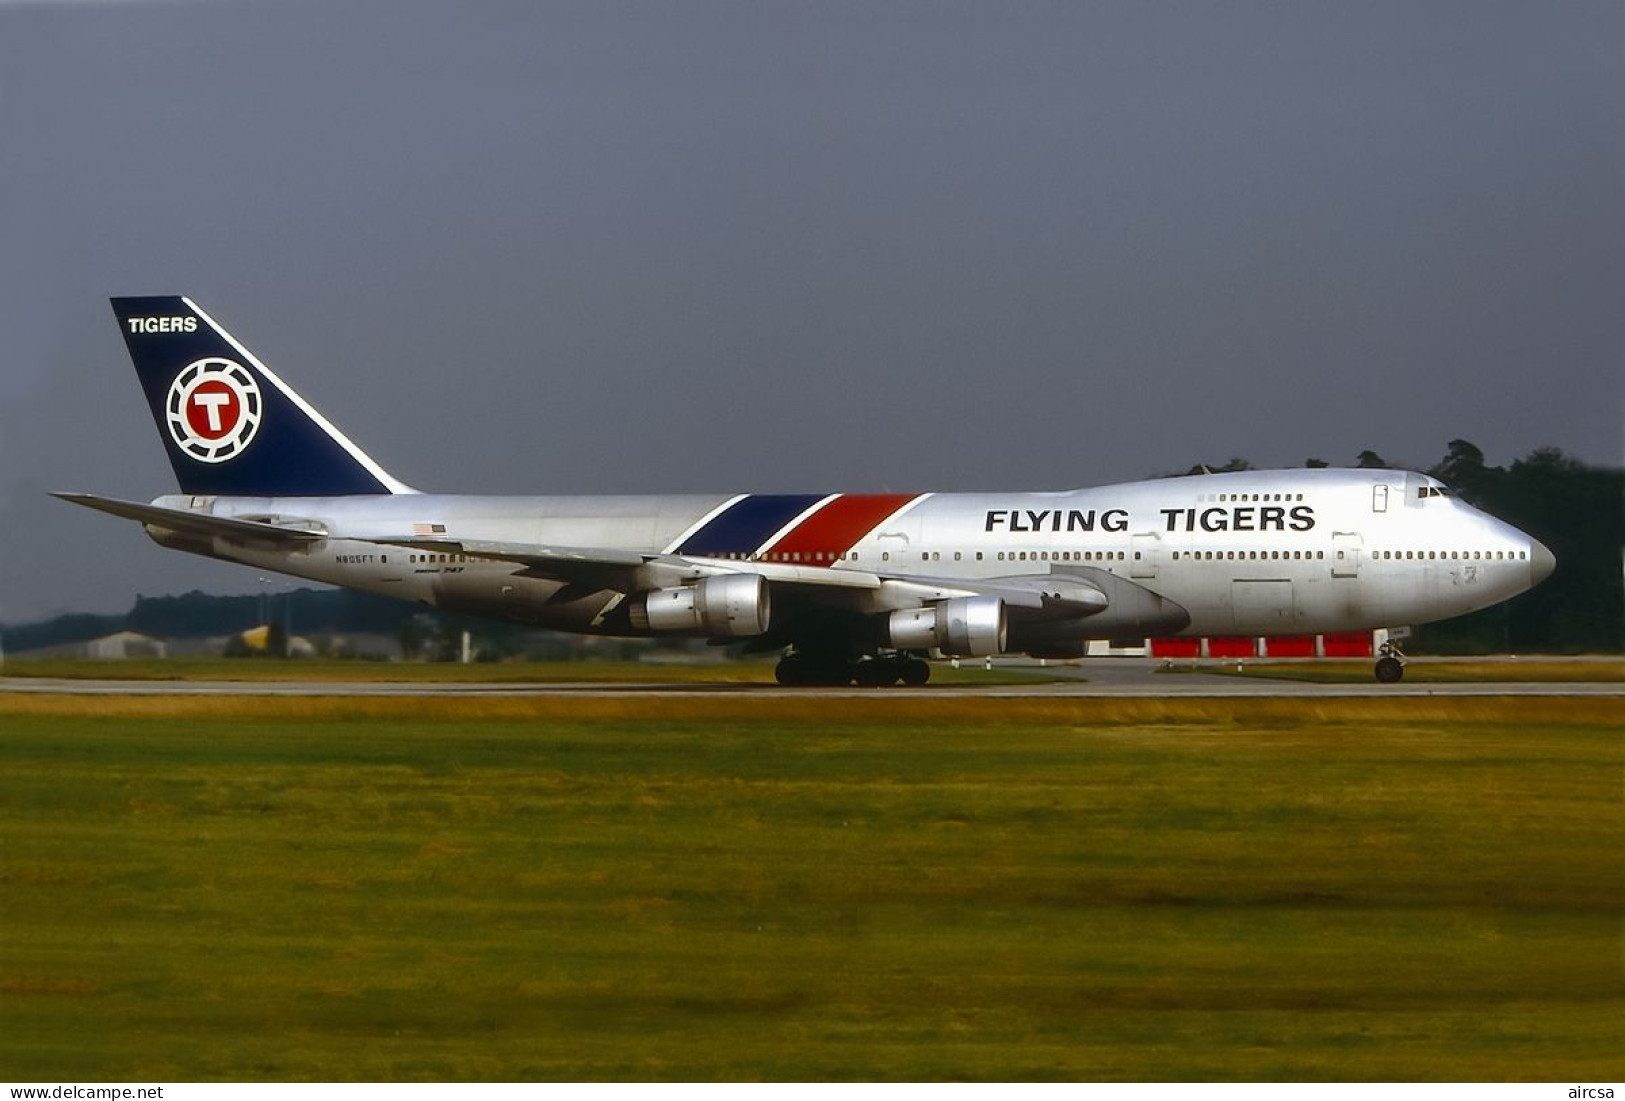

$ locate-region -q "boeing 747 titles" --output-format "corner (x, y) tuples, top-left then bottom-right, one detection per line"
(59, 297), (1556, 685)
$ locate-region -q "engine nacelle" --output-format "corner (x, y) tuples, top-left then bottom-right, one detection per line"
(887, 596), (1008, 657)
(628, 574), (771, 638)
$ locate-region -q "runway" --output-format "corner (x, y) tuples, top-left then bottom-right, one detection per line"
(4, 659), (1621, 699)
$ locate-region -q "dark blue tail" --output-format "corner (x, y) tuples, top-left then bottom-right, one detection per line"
(112, 297), (412, 497)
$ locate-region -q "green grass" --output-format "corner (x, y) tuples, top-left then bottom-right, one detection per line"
(1185, 659), (1625, 684)
(0, 656), (776, 682)
(0, 656), (1053, 687)
(1, 698), (1619, 1081)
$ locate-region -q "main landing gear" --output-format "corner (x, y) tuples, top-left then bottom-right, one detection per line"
(1374, 640), (1407, 684)
(774, 651), (931, 687)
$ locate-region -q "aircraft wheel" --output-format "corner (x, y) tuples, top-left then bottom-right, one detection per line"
(784, 658), (852, 687)
(853, 660), (896, 688)
(1374, 656), (1405, 684)
(899, 658), (930, 686)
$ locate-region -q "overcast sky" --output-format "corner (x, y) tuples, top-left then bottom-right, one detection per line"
(1, 0), (1620, 624)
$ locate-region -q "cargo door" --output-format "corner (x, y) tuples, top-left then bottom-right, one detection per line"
(1230, 578), (1295, 634)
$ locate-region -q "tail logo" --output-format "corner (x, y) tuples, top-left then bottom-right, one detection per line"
(165, 358), (263, 463)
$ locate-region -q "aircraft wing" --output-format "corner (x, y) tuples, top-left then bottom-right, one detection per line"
(54, 500), (1130, 625)
(380, 536), (658, 572)
(375, 535), (887, 590)
(375, 534), (1109, 615)
(52, 493), (327, 545)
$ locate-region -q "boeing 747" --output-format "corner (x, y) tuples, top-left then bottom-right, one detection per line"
(58, 297), (1556, 685)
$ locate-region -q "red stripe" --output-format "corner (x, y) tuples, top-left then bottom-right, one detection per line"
(766, 494), (919, 559)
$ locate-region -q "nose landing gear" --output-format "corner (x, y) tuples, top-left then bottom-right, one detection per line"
(1374, 640), (1407, 684)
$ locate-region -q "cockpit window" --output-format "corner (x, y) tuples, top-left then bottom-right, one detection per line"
(1417, 486), (1454, 499)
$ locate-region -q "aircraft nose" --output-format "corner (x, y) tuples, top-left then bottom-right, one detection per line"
(1530, 539), (1556, 586)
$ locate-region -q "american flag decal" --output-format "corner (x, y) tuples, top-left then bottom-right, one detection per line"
(412, 523), (446, 536)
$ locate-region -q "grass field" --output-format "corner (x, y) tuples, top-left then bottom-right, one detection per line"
(1, 695), (1619, 1081)
(6, 655), (1621, 686)
(0, 657), (1051, 686)
(1188, 659), (1625, 684)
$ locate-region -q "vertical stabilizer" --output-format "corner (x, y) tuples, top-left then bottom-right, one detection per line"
(111, 296), (414, 497)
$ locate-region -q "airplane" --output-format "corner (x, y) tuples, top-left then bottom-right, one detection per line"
(57, 296), (1556, 686)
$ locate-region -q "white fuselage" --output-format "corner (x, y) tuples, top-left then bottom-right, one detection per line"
(148, 468), (1547, 644)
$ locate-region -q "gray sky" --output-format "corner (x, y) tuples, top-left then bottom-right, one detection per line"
(2, 0), (1621, 624)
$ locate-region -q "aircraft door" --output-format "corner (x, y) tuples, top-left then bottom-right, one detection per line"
(1332, 532), (1361, 578)
(1131, 533), (1159, 579)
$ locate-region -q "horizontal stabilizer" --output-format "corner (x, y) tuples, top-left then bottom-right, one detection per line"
(52, 492), (327, 545)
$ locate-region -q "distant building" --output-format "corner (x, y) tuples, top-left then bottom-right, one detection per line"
(80, 631), (168, 660)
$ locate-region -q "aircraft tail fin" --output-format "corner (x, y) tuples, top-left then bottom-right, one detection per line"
(110, 296), (414, 497)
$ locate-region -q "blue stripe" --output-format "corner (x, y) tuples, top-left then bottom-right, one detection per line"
(677, 494), (826, 556)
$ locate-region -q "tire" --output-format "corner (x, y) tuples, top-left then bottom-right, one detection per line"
(899, 658), (930, 686)
(1374, 656), (1405, 684)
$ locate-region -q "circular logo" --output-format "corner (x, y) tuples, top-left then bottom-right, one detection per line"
(165, 358), (262, 463)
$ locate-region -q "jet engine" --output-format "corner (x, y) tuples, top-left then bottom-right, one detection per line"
(628, 574), (771, 638)
(887, 596), (1007, 657)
